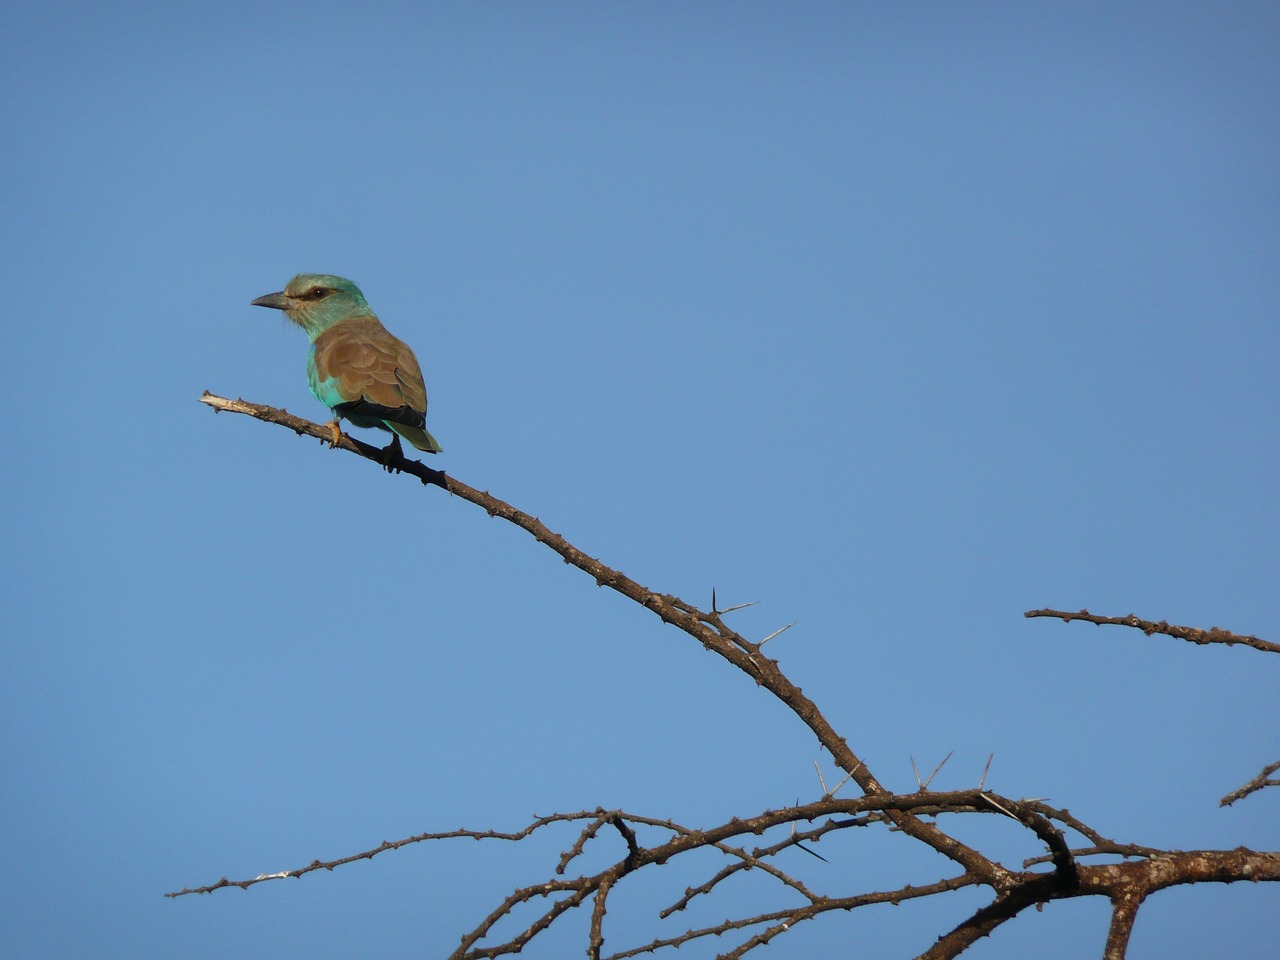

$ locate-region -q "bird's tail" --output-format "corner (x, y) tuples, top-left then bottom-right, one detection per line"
(388, 421), (443, 454)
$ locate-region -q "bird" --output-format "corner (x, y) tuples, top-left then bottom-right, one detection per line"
(251, 274), (442, 457)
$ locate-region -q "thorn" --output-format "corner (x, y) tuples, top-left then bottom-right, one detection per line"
(795, 842), (829, 863)
(758, 621), (796, 646)
(910, 755), (923, 790)
(813, 758), (829, 797)
(828, 764), (861, 796)
(921, 751), (953, 790)
(719, 600), (760, 615)
(979, 753), (994, 791)
(711, 588), (717, 613)
(981, 792), (1020, 821)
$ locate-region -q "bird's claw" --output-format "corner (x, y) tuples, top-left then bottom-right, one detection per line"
(379, 435), (404, 473)
(325, 420), (345, 448)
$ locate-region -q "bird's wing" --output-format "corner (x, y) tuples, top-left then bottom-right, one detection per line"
(311, 319), (428, 427)
(389, 341), (427, 413)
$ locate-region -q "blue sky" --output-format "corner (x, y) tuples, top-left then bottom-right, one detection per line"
(2, 3), (1277, 957)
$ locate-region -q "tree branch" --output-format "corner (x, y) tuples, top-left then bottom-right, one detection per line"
(193, 392), (1280, 958)
(166, 790), (1070, 899)
(198, 393), (999, 879)
(1103, 887), (1144, 960)
(1220, 759), (1280, 807)
(1024, 608), (1279, 655)
(164, 813), (594, 897)
(916, 875), (1060, 960)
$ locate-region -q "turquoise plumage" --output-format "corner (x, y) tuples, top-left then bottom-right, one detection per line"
(252, 274), (442, 455)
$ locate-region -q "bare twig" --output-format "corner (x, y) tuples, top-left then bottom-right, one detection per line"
(558, 810), (611, 874)
(589, 875), (614, 960)
(1220, 760), (1280, 807)
(165, 816), (583, 897)
(1024, 608), (1279, 655)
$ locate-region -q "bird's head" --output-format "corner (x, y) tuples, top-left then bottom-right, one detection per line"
(251, 274), (373, 340)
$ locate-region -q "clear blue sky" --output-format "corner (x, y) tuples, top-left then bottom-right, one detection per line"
(2, 3), (1276, 957)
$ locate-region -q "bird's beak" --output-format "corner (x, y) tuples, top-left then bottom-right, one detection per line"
(251, 291), (291, 310)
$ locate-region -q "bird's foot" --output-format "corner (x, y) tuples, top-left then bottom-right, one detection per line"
(325, 419), (345, 448)
(379, 435), (404, 473)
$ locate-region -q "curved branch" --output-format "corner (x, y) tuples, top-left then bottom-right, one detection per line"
(916, 874), (1061, 960)
(195, 392), (1280, 959)
(198, 393), (999, 880)
(164, 815), (589, 896)
(166, 789), (1116, 900)
(978, 794), (1078, 887)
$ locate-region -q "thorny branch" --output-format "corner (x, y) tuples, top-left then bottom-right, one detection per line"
(191, 394), (1279, 958)
(195, 394), (990, 873)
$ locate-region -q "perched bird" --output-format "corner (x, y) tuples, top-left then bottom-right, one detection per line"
(251, 274), (442, 456)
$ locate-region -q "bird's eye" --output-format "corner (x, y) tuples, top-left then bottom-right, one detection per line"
(309, 288), (329, 300)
